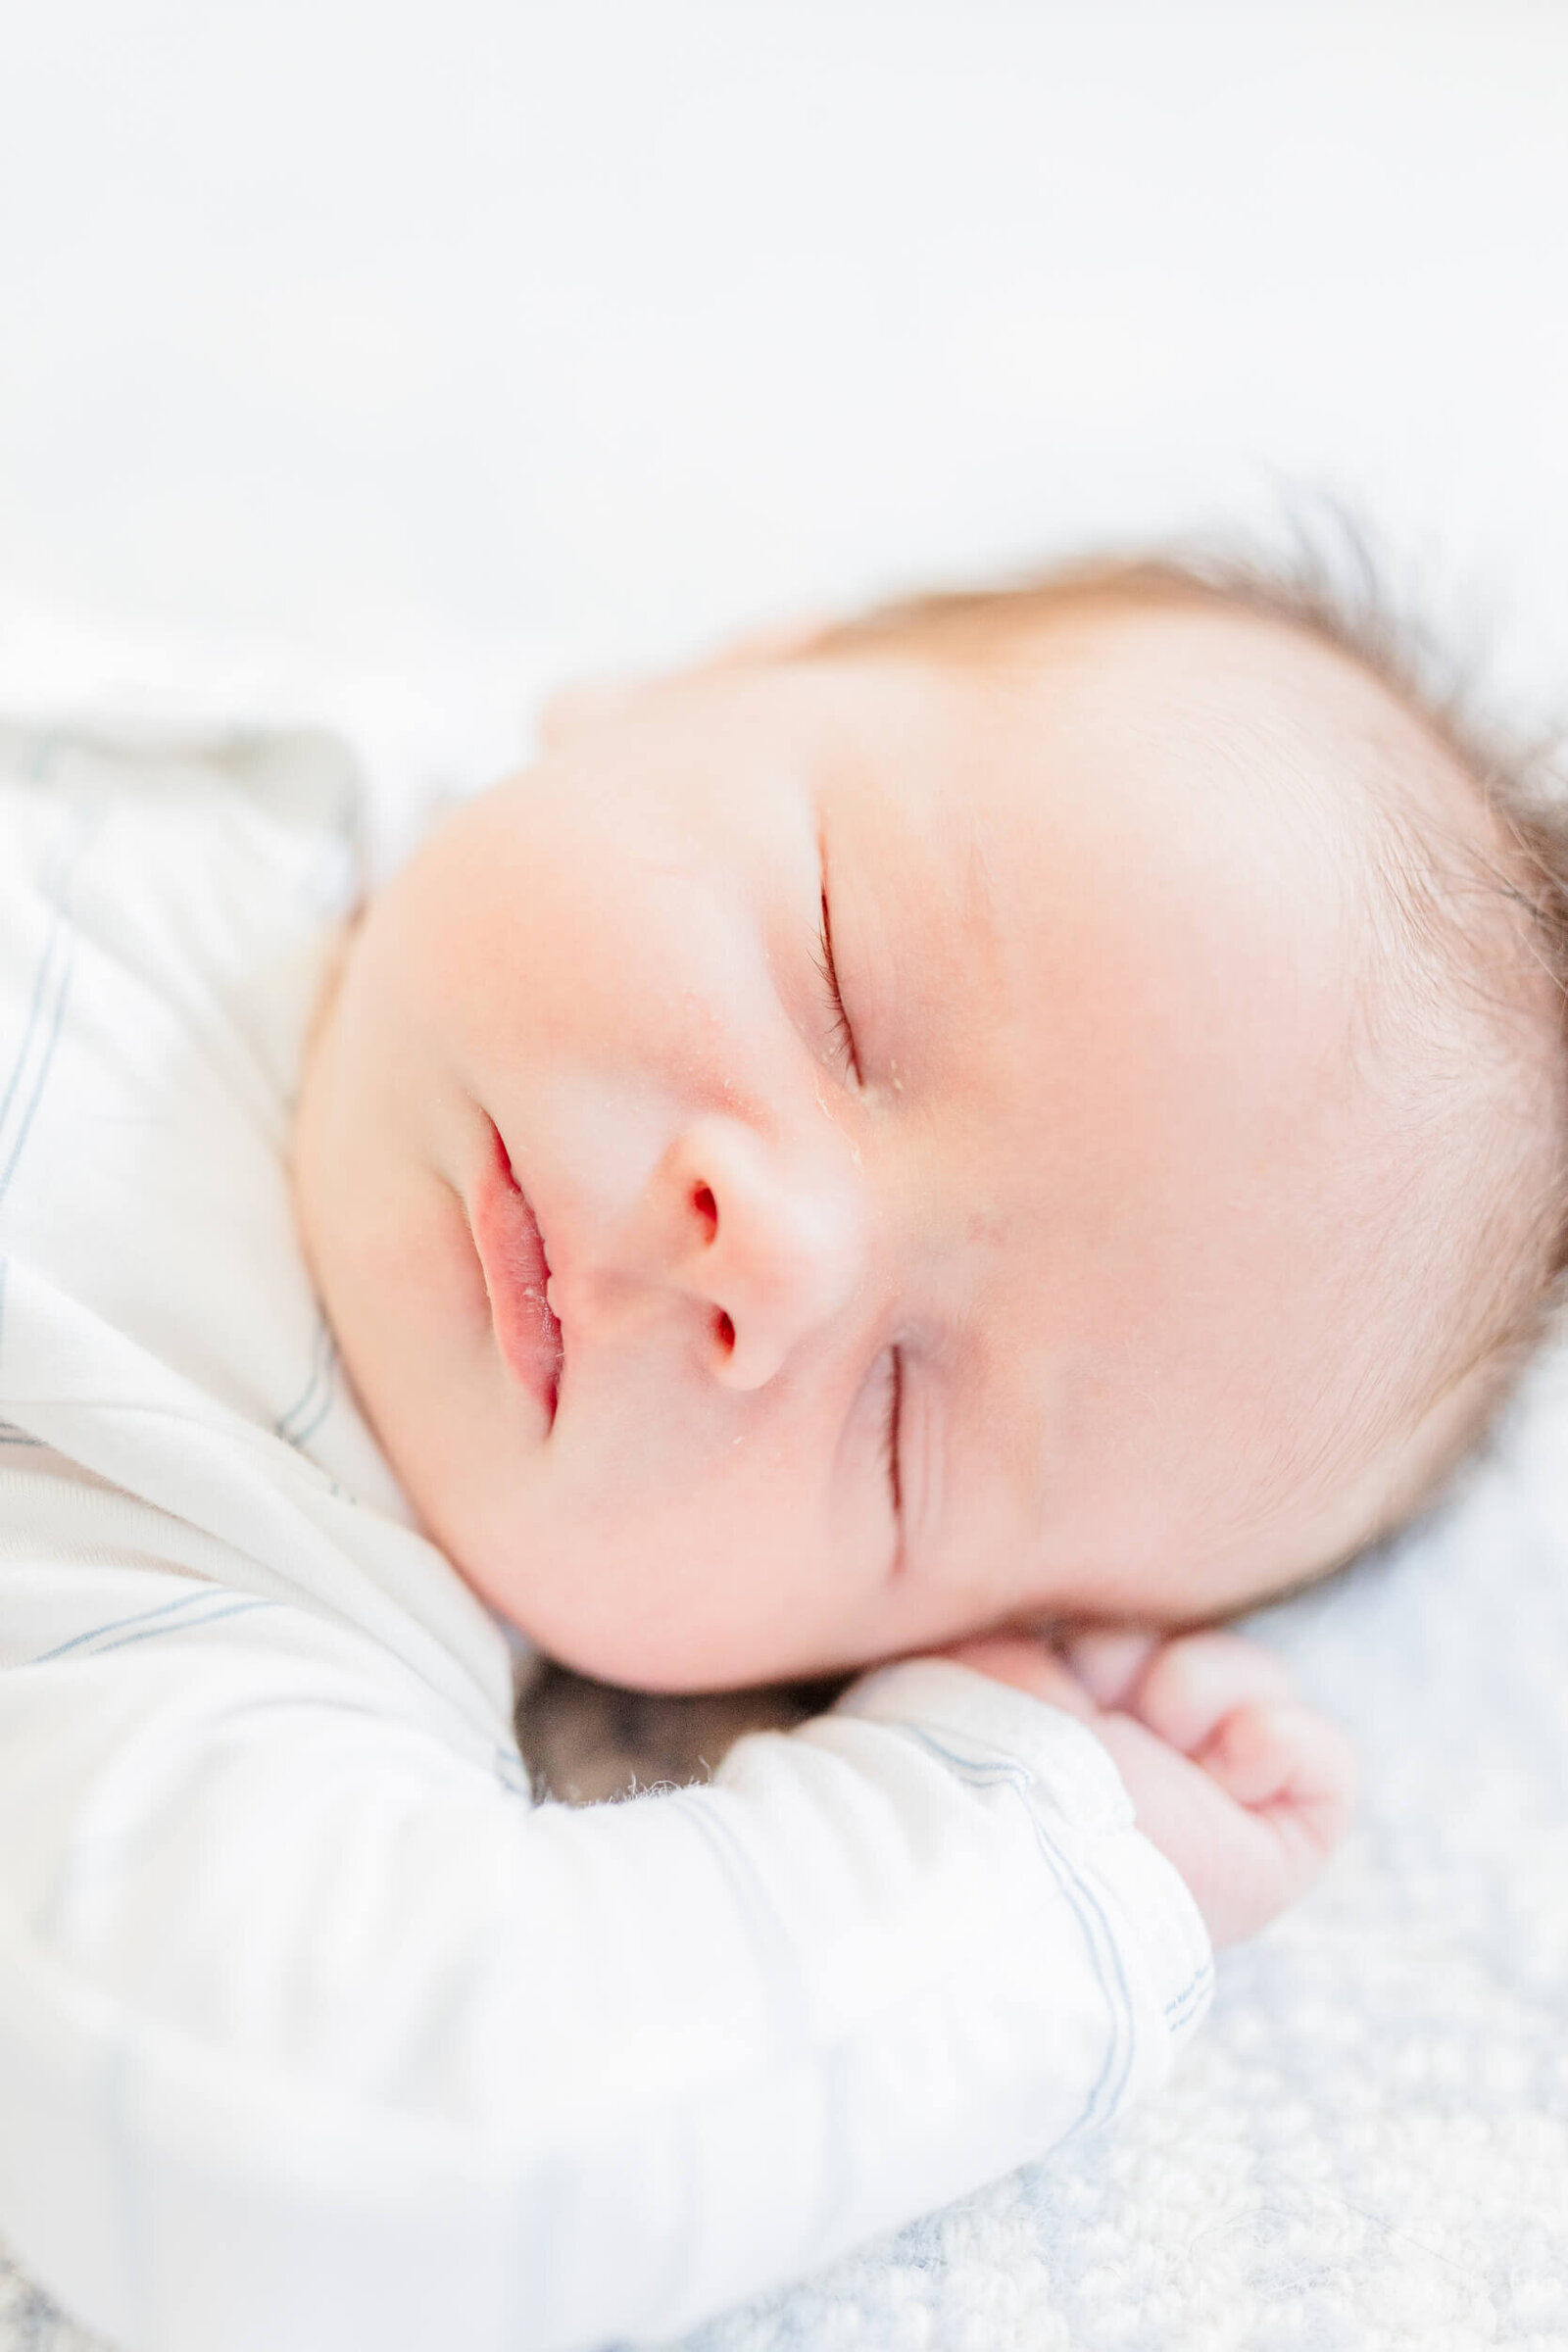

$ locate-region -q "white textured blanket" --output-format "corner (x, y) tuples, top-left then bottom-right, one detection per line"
(7, 1354), (1566, 2350)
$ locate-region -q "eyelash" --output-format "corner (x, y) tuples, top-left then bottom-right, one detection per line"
(813, 886), (861, 1080)
(882, 1348), (903, 1519)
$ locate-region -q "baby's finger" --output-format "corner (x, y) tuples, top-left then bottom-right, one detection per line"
(1089, 1709), (1294, 1943)
(1197, 1697), (1356, 1858)
(1058, 1628), (1160, 1710)
(1093, 1705), (1349, 1944)
(1125, 1631), (1297, 1757)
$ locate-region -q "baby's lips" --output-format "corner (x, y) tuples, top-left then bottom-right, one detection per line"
(470, 1116), (565, 1424)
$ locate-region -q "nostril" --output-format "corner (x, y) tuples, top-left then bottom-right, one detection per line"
(693, 1183), (718, 1240)
(713, 1308), (735, 1356)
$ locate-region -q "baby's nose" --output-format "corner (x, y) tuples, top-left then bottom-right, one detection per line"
(663, 1117), (864, 1389)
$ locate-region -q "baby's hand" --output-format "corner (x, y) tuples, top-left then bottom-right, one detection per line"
(937, 1629), (1354, 1947)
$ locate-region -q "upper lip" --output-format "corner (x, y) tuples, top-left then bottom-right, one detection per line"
(469, 1116), (564, 1422)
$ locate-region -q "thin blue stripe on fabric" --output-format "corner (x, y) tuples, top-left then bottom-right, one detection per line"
(904, 1726), (1138, 2135)
(29, 1589), (223, 1665)
(275, 1312), (338, 1448)
(27, 1592), (278, 1668)
(82, 1597), (275, 1658)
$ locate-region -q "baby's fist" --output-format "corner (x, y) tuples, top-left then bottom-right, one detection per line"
(941, 1628), (1354, 1946)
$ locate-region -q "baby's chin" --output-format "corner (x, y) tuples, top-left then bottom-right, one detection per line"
(489, 1579), (871, 1696)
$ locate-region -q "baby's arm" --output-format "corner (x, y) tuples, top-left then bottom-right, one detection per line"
(942, 1627), (1355, 1947)
(1, 1556), (1211, 2352)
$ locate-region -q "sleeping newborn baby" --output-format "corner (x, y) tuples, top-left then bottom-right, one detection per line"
(1, 558), (1562, 2352)
(299, 563), (1562, 1922)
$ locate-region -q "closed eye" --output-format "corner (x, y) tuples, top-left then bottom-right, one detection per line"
(883, 1346), (903, 1520)
(813, 884), (861, 1081)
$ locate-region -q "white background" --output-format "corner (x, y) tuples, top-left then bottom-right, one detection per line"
(3, 0), (1566, 706)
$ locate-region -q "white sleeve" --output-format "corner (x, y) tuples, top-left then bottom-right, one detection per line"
(0, 1560), (1211, 2352)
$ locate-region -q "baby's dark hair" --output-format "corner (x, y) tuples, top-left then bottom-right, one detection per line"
(803, 537), (1568, 1521)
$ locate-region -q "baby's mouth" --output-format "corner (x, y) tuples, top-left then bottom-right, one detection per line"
(469, 1116), (564, 1424)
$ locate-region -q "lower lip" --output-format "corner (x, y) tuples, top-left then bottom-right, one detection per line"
(470, 1118), (564, 1422)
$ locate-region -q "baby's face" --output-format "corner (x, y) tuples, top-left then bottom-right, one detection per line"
(294, 601), (1480, 1689)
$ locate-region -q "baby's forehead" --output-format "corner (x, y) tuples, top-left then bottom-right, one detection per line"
(840, 591), (1515, 1099)
(818, 576), (1459, 815)
(837, 599), (1413, 975)
(913, 590), (1443, 813)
